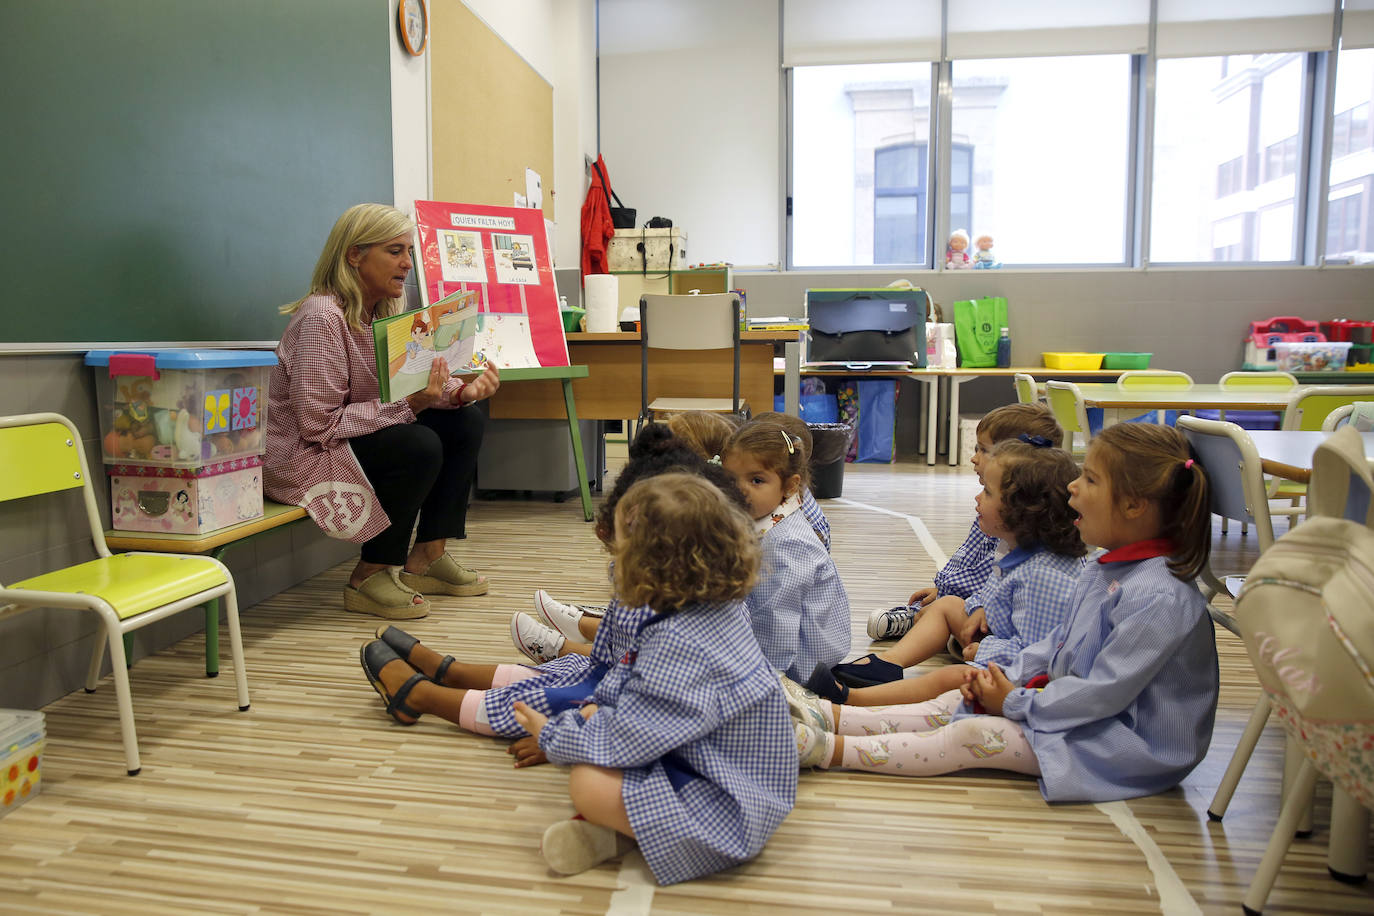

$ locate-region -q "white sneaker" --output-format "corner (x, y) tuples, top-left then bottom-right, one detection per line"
(866, 605), (918, 640)
(533, 590), (590, 642)
(510, 612), (565, 663)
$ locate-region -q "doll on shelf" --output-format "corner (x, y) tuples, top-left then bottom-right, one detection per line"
(946, 229), (972, 269)
(972, 233), (1000, 269)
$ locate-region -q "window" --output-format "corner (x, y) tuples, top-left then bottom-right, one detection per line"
(873, 143), (926, 263)
(948, 55), (1131, 264)
(1326, 184), (1367, 255)
(1152, 54), (1304, 262)
(1327, 48), (1374, 261)
(791, 62), (933, 267)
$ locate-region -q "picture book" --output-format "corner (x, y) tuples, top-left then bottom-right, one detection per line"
(412, 200), (570, 370)
(372, 288), (484, 403)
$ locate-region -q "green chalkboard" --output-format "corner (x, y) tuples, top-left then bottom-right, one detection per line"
(2, 0), (393, 345)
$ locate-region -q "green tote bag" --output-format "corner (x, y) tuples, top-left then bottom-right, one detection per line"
(952, 297), (1008, 368)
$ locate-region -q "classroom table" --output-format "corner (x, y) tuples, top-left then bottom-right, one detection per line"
(1071, 383), (1297, 427)
(1247, 429), (1374, 484)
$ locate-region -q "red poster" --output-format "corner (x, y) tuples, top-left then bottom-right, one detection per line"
(413, 200), (569, 368)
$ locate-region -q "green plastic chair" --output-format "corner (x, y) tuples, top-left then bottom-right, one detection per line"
(0, 413), (250, 775)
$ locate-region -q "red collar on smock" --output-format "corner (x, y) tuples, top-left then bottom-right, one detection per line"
(1097, 537), (1175, 564)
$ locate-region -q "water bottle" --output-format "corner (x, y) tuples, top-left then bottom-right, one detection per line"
(996, 326), (1012, 368)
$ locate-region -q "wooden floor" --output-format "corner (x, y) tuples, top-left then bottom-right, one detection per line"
(2, 459), (1372, 914)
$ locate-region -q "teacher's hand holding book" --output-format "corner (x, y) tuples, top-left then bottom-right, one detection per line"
(454, 364), (500, 405)
(405, 357), (455, 413)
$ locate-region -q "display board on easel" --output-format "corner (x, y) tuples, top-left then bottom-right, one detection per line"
(430, 2), (554, 218)
(413, 200), (569, 370)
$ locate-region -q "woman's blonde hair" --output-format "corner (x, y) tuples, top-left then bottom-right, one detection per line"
(665, 411), (738, 461)
(612, 473), (759, 610)
(280, 203), (415, 330)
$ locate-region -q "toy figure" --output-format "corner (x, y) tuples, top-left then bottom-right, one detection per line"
(972, 233), (1000, 269)
(946, 229), (971, 269)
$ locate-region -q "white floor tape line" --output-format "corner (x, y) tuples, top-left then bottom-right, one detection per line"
(1095, 800), (1202, 914)
(607, 850), (655, 915)
(832, 498), (949, 568)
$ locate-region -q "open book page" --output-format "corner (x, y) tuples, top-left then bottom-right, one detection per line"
(373, 289), (485, 402)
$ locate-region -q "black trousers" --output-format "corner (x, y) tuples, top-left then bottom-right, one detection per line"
(348, 406), (484, 565)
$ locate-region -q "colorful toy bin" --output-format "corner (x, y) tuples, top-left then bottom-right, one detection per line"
(0, 710), (44, 817)
(85, 349), (276, 534)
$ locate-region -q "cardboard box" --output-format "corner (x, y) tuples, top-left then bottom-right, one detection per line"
(109, 457), (264, 534)
(1, 710), (44, 817)
(85, 349), (276, 469)
(608, 227), (687, 272)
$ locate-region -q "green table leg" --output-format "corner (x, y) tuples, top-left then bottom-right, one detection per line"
(562, 378), (594, 522)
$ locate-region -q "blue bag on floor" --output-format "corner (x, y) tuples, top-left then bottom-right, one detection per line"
(856, 379), (896, 463)
(773, 394), (839, 423)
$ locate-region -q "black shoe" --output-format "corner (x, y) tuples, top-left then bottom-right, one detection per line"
(832, 653), (905, 688)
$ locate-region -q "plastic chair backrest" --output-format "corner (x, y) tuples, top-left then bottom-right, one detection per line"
(1322, 404), (1355, 431)
(0, 412), (110, 557)
(640, 293), (740, 351)
(1044, 381), (1090, 439)
(1219, 370), (1299, 390)
(1177, 415), (1275, 551)
(1281, 385), (1374, 431)
(1118, 369), (1194, 389)
(1013, 373), (1037, 404)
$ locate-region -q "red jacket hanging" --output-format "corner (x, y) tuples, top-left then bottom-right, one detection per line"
(581, 155), (616, 276)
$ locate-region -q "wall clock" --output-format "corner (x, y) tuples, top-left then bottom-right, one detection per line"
(398, 0), (428, 56)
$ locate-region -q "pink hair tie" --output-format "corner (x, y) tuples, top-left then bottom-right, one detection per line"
(1184, 458), (1194, 469)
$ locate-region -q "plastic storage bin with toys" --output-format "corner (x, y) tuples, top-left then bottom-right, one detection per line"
(1, 710), (43, 817)
(84, 349), (277, 535)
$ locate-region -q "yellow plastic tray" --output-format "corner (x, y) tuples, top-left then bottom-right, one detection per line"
(1042, 352), (1105, 370)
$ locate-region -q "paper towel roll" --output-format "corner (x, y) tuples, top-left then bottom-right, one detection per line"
(584, 274), (619, 333)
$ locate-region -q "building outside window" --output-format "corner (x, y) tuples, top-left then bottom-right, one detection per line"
(1327, 47), (1374, 260)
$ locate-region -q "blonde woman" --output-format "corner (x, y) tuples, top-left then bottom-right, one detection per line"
(264, 203), (500, 619)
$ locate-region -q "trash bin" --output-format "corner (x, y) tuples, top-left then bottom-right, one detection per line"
(808, 423), (854, 499)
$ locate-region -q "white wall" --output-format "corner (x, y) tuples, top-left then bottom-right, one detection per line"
(598, 0), (782, 267)
(390, 0), (599, 268)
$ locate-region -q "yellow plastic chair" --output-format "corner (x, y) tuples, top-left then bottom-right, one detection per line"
(1044, 380), (1092, 456)
(1269, 385), (1374, 526)
(0, 412), (250, 775)
(1213, 372), (1299, 534)
(1013, 372), (1039, 405)
(1117, 369), (1194, 423)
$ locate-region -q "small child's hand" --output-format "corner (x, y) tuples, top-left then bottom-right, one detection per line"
(512, 701), (548, 738)
(579, 703), (599, 720)
(957, 608), (988, 647)
(970, 663), (1014, 716)
(507, 735), (548, 768)
(908, 586), (937, 607)
(962, 640), (981, 662)
(957, 666), (980, 703)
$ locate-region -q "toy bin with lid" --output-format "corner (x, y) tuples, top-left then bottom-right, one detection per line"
(1042, 352), (1105, 370)
(1, 710), (44, 817)
(85, 349), (277, 469)
(1273, 341), (1351, 372)
(108, 457), (265, 535)
(1101, 352), (1152, 370)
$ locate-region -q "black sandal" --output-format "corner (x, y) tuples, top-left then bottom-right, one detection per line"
(376, 624), (456, 684)
(360, 639), (426, 725)
(832, 653), (905, 688)
(804, 662), (850, 704)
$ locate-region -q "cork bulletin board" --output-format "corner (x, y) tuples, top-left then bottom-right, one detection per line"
(430, 2), (555, 216)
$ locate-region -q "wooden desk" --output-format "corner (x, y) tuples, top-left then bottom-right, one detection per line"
(1248, 429), (1374, 484)
(1073, 383), (1297, 429)
(491, 330), (795, 422)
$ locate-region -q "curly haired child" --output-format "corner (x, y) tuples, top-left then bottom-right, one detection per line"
(514, 473), (796, 882)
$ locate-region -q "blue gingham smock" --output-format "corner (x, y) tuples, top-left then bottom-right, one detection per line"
(746, 511), (851, 681)
(538, 600), (798, 886)
(957, 551), (1219, 802)
(483, 598), (654, 737)
(965, 545), (1083, 669)
(934, 518), (998, 599)
(799, 487), (831, 550)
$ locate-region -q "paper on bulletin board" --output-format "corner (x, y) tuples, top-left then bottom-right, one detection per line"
(413, 200), (570, 368)
(525, 168), (543, 210)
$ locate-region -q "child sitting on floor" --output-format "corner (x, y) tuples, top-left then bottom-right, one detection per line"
(801, 439), (1085, 706)
(513, 473), (796, 883)
(788, 424), (1219, 804)
(866, 402), (1064, 642)
(720, 416), (850, 682)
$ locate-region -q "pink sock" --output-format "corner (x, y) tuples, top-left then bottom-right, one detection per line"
(458, 690), (498, 736)
(492, 663), (539, 688)
(836, 688), (964, 735)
